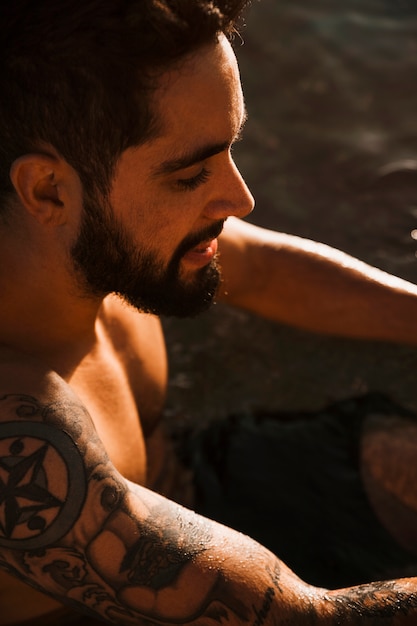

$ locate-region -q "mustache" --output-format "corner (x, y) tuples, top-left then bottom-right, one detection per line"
(174, 220), (225, 260)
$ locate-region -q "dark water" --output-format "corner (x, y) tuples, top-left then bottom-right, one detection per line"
(236, 0), (417, 282)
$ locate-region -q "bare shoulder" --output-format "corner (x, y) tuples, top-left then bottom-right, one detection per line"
(0, 346), (94, 429)
(0, 345), (106, 487)
(0, 349), (106, 558)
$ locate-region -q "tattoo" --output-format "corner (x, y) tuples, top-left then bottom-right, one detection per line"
(251, 563), (281, 626)
(121, 504), (210, 588)
(0, 420), (86, 550)
(0, 393), (256, 624)
(252, 587), (275, 626)
(327, 581), (417, 624)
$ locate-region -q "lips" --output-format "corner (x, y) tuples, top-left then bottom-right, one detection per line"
(182, 236), (219, 268)
(177, 220), (224, 269)
(192, 238), (217, 253)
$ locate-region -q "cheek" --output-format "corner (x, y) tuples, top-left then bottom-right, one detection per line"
(113, 177), (199, 258)
(132, 197), (197, 255)
(128, 205), (190, 260)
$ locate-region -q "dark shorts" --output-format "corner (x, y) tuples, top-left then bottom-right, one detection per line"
(183, 393), (417, 589)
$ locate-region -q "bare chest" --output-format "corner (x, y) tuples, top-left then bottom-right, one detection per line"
(70, 354), (148, 484)
(68, 307), (168, 486)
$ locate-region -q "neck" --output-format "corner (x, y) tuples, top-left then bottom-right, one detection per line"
(0, 300), (103, 378)
(0, 239), (104, 375)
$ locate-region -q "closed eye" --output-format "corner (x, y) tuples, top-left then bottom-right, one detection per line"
(176, 167), (211, 191)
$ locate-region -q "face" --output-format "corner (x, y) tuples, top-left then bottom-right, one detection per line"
(71, 36), (254, 317)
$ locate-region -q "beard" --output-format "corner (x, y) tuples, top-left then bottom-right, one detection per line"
(70, 193), (223, 317)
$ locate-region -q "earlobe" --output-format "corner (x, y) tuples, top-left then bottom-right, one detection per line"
(9, 154), (65, 224)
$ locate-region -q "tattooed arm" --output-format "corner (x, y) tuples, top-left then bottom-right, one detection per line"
(0, 366), (416, 625)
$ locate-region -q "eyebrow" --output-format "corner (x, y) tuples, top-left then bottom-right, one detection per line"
(152, 109), (248, 177)
(152, 141), (231, 177)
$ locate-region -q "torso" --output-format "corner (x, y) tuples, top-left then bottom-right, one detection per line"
(6, 295), (417, 623)
(0, 295), (169, 624)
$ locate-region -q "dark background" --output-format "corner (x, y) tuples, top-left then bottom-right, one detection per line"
(162, 0), (417, 431)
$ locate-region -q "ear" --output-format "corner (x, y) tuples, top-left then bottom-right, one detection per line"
(9, 153), (68, 225)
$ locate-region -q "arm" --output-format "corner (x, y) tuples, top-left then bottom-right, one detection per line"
(218, 217), (417, 345)
(1, 361), (417, 625)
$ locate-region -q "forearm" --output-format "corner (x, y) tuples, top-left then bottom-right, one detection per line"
(322, 579), (417, 625)
(219, 219), (417, 344)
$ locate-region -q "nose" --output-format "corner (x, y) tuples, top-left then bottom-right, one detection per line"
(204, 156), (255, 221)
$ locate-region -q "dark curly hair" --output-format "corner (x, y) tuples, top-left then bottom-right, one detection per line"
(0, 0), (250, 209)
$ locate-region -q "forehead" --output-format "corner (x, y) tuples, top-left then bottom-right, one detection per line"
(156, 36), (243, 131)
(110, 37), (244, 192)
(137, 37), (244, 166)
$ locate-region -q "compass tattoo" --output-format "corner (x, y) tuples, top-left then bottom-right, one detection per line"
(0, 421), (86, 550)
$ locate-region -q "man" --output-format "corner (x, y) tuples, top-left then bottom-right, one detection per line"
(2, 1), (417, 624)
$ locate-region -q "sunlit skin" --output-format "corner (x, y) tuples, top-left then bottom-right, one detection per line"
(103, 35), (254, 295)
(2, 26), (417, 626)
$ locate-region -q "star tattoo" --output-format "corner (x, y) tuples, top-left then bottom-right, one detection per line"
(0, 440), (64, 539)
